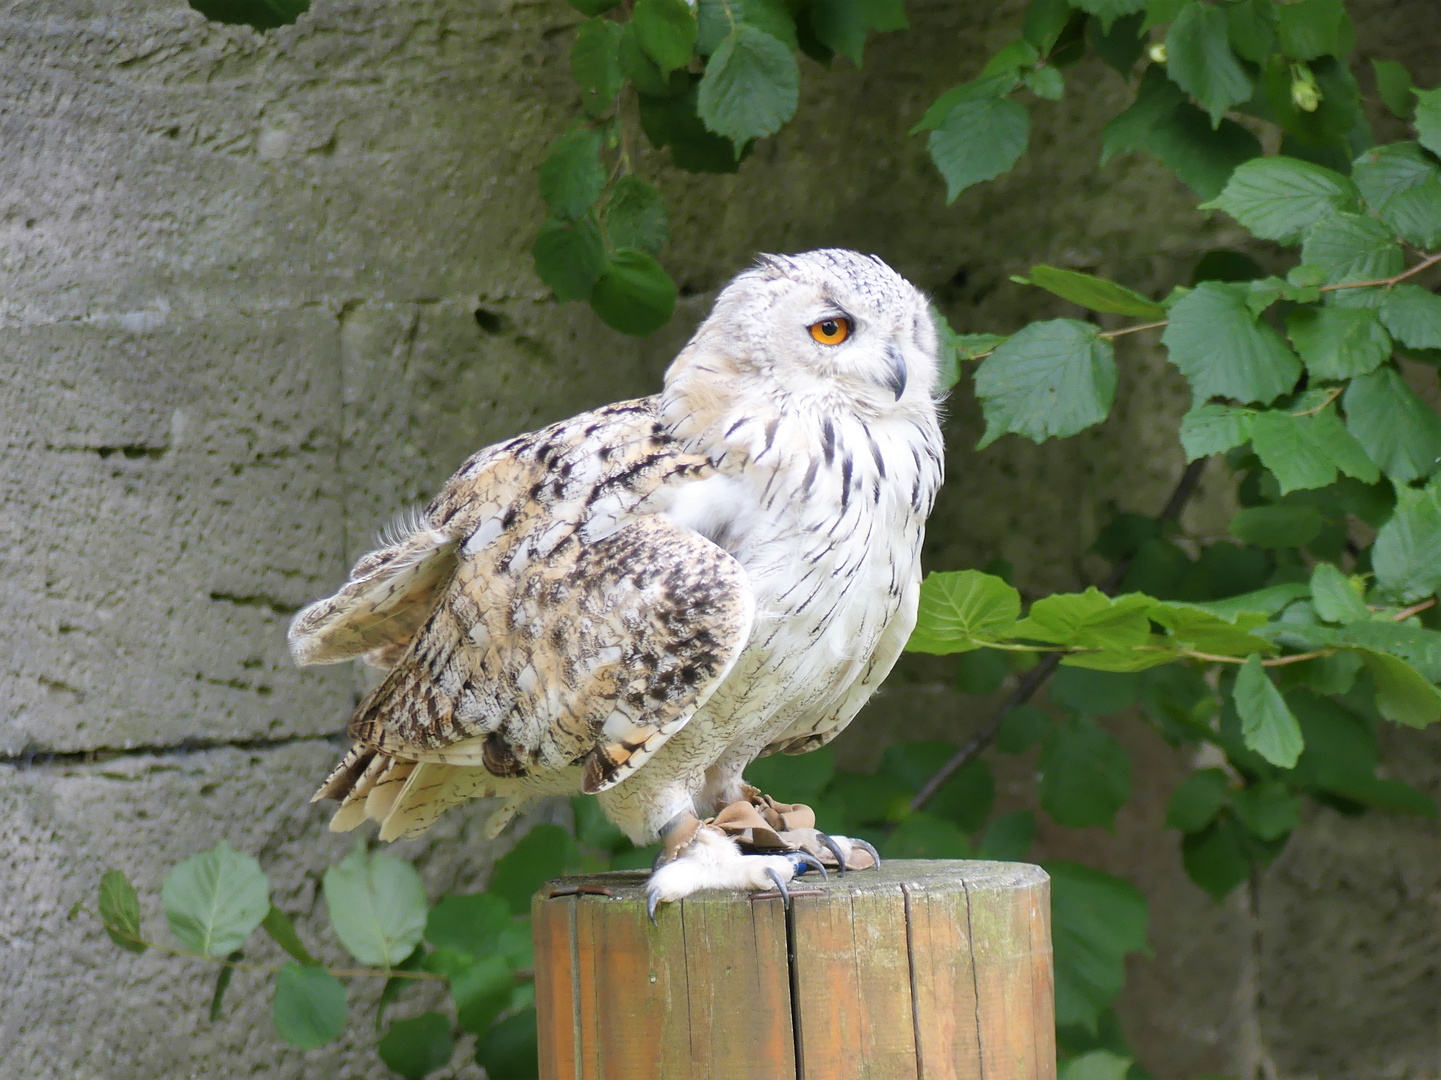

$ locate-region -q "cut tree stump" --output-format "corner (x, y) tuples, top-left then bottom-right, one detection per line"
(531, 859), (1053, 1080)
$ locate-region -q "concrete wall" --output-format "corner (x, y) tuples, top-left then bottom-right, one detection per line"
(1, 0), (1436, 1076)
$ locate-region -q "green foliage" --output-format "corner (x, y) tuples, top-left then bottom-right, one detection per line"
(99, 870), (145, 953)
(378, 1013), (455, 1080)
(1047, 860), (1149, 1031)
(186, 0), (309, 30)
(487, 824), (580, 914)
(323, 843), (428, 967)
(274, 963), (348, 1049)
(161, 841), (270, 957)
(974, 321), (1117, 447)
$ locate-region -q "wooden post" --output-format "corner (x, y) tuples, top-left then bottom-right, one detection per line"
(532, 859), (1054, 1080)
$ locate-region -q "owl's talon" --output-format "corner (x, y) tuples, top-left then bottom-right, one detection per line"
(763, 867), (791, 909)
(787, 851), (827, 880)
(816, 832), (849, 874)
(647, 890), (661, 926)
(852, 837), (881, 869)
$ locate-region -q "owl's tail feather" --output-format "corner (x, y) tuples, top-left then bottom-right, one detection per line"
(312, 744), (499, 841)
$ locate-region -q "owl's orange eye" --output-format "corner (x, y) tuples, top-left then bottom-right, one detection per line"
(809, 317), (851, 345)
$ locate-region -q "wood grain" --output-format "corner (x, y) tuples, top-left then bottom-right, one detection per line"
(532, 860), (1053, 1080)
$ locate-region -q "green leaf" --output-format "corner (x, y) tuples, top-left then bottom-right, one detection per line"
(532, 217), (607, 302)
(1200, 157), (1360, 244)
(927, 90), (1030, 203)
(589, 249), (677, 335)
(261, 905), (317, 966)
(882, 812), (975, 858)
(425, 892), (511, 959)
(1089, 12), (1146, 75)
(322, 843), (428, 967)
(1150, 603), (1275, 655)
(1225, 0), (1277, 63)
(981, 39), (1042, 79)
(697, 25), (799, 146)
(1013, 588), (1155, 650)
(1416, 88), (1441, 159)
(1058, 1050), (1134, 1080)
(1046, 860), (1148, 1031)
(979, 810), (1036, 861)
(1023, 0), (1074, 51)
(1191, 583), (1310, 621)
(1343, 366), (1441, 484)
(807, 0), (905, 66)
(912, 75), (1019, 135)
(1309, 563), (1370, 623)
(273, 964), (346, 1049)
(1301, 212), (1403, 298)
(1373, 486), (1441, 603)
(1274, 0), (1345, 60)
(1039, 718), (1132, 828)
(569, 0), (620, 14)
(1023, 65), (1065, 101)
(1049, 667), (1140, 715)
(638, 81), (744, 172)
(162, 840), (270, 957)
(1100, 65), (1184, 165)
(209, 950), (241, 1022)
(973, 319), (1116, 447)
(741, 0), (801, 51)
(475, 1007), (540, 1080)
(1146, 107), (1263, 201)
(1026, 265), (1165, 317)
(1165, 768), (1230, 833)
(538, 131), (606, 222)
(1372, 60), (1414, 119)
(187, 0), (309, 30)
(1181, 816), (1252, 900)
(1179, 403), (1254, 461)
(1249, 408), (1378, 493)
(379, 1012), (456, 1080)
(954, 647), (1009, 694)
(1234, 655), (1304, 768)
(1358, 650), (1441, 727)
(1264, 56), (1361, 152)
(907, 570), (1021, 654)
(996, 704), (1053, 754)
(632, 0), (698, 74)
(376, 948), (428, 1031)
(1286, 305), (1391, 380)
(488, 824), (579, 913)
(1351, 143), (1441, 249)
(604, 177), (669, 257)
(450, 954), (514, 1034)
(1230, 504), (1323, 548)
(1165, 2), (1253, 126)
(619, 24), (690, 97)
(1231, 781), (1302, 840)
(1069, 0), (1143, 33)
(1162, 282), (1302, 405)
(572, 20), (626, 117)
(99, 870), (146, 953)
(1380, 285), (1441, 350)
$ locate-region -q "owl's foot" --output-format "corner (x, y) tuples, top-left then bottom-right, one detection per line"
(645, 823), (826, 922)
(709, 790), (881, 872)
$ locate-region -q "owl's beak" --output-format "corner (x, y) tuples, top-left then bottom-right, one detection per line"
(882, 345), (908, 400)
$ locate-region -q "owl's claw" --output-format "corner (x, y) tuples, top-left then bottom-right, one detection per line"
(816, 832), (850, 874)
(763, 866), (791, 909)
(787, 851), (827, 880)
(647, 889), (661, 926)
(852, 837), (881, 869)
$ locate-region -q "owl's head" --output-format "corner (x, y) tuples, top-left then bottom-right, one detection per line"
(670, 249), (940, 413)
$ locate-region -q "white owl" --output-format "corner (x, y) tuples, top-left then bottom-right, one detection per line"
(288, 249), (944, 911)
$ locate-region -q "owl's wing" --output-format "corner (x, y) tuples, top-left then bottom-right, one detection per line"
(298, 398), (754, 837)
(351, 511), (754, 793)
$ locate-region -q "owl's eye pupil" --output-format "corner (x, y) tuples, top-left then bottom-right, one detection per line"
(809, 317), (852, 345)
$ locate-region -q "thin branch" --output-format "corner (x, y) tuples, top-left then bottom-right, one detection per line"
(1319, 251), (1441, 293)
(1100, 319), (1168, 340)
(1394, 598), (1437, 621)
(911, 458), (1208, 812)
(1291, 385), (1344, 417)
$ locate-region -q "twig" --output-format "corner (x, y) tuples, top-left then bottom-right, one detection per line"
(1291, 385), (1344, 417)
(911, 458), (1208, 812)
(1318, 251), (1441, 293)
(1393, 598), (1436, 621)
(1100, 319), (1168, 339)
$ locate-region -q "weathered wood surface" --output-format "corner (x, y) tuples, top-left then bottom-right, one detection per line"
(532, 859), (1054, 1080)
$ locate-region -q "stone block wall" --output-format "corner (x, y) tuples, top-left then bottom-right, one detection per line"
(1, 1), (1436, 1076)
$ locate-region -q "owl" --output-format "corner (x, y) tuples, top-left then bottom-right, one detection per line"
(289, 249), (944, 911)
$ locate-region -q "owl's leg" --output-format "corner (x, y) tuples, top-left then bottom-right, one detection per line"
(645, 812), (826, 921)
(702, 778), (881, 873)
